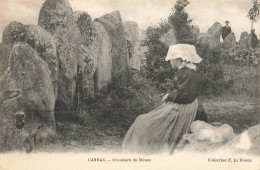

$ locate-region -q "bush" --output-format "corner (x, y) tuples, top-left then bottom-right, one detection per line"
(142, 0), (196, 84)
(195, 44), (234, 95)
(142, 21), (171, 78)
(168, 0), (196, 44)
(142, 0), (231, 96)
(220, 46), (260, 65)
(83, 69), (163, 130)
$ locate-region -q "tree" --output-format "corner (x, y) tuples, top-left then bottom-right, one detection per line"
(248, 0), (260, 30)
(168, 0), (195, 44)
(142, 0), (195, 81)
(142, 0), (228, 95)
(247, 0), (260, 49)
(142, 21), (170, 79)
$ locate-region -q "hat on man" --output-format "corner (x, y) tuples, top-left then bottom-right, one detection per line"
(165, 44), (202, 63)
(225, 20), (230, 24)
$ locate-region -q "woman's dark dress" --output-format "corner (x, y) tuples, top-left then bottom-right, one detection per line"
(122, 66), (205, 154)
(167, 67), (208, 122)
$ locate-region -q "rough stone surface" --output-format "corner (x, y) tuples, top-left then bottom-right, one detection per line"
(2, 21), (28, 46)
(177, 120), (235, 152)
(223, 32), (236, 49)
(193, 25), (200, 37)
(76, 44), (96, 97)
(139, 29), (146, 41)
(26, 25), (58, 98)
(159, 28), (178, 47)
(190, 120), (215, 133)
(0, 43), (12, 76)
(197, 33), (221, 49)
(239, 32), (250, 49)
(221, 124), (260, 155)
(92, 21), (112, 91)
(73, 11), (97, 97)
(96, 11), (128, 79)
(139, 29), (147, 66)
(0, 21), (28, 76)
(0, 43), (55, 151)
(74, 11), (93, 47)
(124, 21), (141, 70)
(206, 22), (222, 40)
(196, 22), (222, 49)
(38, 0), (86, 109)
(0, 89), (21, 152)
(38, 0), (74, 35)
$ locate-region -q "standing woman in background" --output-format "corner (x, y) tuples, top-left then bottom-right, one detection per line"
(122, 44), (206, 154)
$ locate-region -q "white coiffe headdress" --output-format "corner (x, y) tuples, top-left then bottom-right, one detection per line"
(165, 44), (202, 63)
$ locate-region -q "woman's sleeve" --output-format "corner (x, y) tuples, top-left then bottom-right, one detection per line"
(165, 72), (192, 102)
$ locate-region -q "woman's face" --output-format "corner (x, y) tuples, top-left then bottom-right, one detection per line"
(170, 58), (183, 68)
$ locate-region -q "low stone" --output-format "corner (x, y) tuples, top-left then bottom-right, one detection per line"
(239, 32), (250, 49)
(221, 124), (260, 155)
(223, 32), (236, 49)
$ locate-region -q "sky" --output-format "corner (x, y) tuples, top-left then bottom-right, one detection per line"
(0, 0), (259, 42)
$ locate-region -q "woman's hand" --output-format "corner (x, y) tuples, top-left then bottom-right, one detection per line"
(162, 93), (169, 103)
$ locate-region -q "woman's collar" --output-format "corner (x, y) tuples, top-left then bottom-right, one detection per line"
(178, 62), (197, 70)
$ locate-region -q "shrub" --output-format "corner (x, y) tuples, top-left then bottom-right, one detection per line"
(195, 44), (234, 95)
(168, 0), (196, 44)
(83, 69), (162, 130)
(220, 46), (260, 65)
(142, 0), (230, 96)
(142, 0), (196, 83)
(142, 21), (171, 79)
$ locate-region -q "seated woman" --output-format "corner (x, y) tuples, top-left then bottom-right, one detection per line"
(122, 44), (207, 154)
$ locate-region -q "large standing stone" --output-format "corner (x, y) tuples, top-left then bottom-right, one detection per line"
(26, 25), (58, 98)
(0, 43), (12, 76)
(0, 21), (27, 76)
(139, 29), (146, 41)
(0, 43), (55, 151)
(192, 25), (200, 37)
(2, 21), (28, 46)
(92, 21), (112, 91)
(223, 32), (236, 49)
(239, 32), (250, 49)
(139, 29), (147, 66)
(0, 89), (20, 152)
(159, 28), (178, 47)
(197, 33), (221, 49)
(96, 11), (128, 80)
(38, 0), (86, 110)
(221, 124), (260, 155)
(74, 11), (93, 47)
(196, 22), (222, 49)
(74, 11), (97, 96)
(207, 22), (222, 40)
(38, 0), (74, 35)
(124, 21), (141, 70)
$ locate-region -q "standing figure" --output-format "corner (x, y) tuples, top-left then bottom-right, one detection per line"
(122, 44), (207, 154)
(222, 21), (232, 40)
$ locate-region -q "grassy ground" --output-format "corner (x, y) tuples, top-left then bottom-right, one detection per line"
(39, 64), (259, 153)
(202, 64), (259, 134)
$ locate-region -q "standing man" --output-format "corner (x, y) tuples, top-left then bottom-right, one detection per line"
(222, 21), (231, 40)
